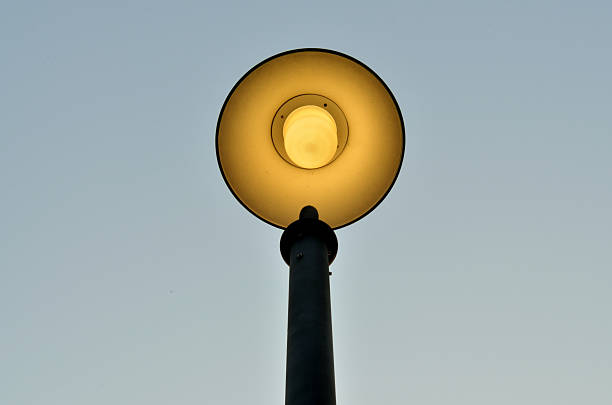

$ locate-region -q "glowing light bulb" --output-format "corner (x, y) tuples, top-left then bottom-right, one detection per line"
(283, 105), (338, 169)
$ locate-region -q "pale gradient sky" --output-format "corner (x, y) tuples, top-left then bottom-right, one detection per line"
(1, 1), (611, 404)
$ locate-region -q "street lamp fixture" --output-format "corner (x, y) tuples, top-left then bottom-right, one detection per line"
(216, 48), (404, 405)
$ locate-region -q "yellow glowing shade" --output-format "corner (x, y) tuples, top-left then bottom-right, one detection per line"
(217, 49), (404, 229)
(283, 105), (338, 169)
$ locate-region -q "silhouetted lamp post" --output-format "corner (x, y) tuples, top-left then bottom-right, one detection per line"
(216, 49), (404, 405)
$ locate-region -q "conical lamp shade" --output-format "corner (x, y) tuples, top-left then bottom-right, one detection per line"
(216, 48), (404, 229)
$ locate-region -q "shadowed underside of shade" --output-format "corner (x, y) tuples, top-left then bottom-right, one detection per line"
(216, 49), (404, 229)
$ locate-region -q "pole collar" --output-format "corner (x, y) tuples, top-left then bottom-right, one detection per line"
(280, 206), (338, 266)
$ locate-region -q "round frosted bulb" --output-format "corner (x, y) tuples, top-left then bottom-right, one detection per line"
(283, 105), (338, 169)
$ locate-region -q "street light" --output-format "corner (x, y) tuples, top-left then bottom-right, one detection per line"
(216, 48), (404, 405)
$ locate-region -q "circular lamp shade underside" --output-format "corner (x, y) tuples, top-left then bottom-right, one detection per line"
(216, 49), (404, 229)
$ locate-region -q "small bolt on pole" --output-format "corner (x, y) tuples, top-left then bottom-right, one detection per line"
(280, 206), (338, 405)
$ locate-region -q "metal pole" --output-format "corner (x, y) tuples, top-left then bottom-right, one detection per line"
(280, 206), (338, 405)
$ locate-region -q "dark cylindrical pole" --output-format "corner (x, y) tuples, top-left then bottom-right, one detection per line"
(280, 206), (338, 405)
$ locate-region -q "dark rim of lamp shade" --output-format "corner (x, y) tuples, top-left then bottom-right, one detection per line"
(216, 48), (405, 230)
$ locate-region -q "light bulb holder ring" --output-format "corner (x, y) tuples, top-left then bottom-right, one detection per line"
(271, 94), (349, 169)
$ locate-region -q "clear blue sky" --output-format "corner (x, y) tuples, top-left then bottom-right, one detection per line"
(1, 1), (611, 404)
